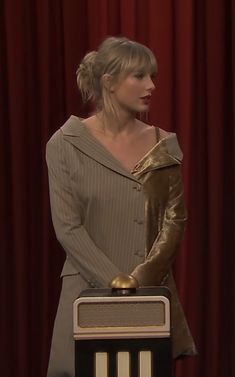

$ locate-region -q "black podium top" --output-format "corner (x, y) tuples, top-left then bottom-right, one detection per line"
(78, 286), (171, 299)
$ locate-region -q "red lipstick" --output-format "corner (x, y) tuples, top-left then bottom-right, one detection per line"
(140, 95), (151, 104)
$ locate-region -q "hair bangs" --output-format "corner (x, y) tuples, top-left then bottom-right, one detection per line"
(119, 43), (157, 77)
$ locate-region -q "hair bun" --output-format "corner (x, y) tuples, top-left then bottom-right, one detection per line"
(76, 51), (97, 75)
(76, 51), (97, 101)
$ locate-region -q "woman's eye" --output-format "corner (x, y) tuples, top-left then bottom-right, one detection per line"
(134, 73), (144, 79)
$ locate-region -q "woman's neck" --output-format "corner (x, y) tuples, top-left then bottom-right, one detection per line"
(95, 110), (138, 137)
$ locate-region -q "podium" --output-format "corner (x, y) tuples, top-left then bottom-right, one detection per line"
(73, 284), (172, 377)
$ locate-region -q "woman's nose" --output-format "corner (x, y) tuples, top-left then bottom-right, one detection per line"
(146, 75), (155, 91)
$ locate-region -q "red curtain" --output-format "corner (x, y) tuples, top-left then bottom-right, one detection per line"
(1, 1), (234, 376)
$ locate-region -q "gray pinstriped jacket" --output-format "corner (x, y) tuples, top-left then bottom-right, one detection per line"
(46, 116), (196, 377)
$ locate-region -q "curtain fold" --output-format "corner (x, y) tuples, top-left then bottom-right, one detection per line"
(1, 1), (234, 376)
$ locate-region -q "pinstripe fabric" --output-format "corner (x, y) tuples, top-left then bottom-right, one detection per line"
(46, 116), (148, 377)
(46, 116), (195, 376)
(46, 116), (146, 287)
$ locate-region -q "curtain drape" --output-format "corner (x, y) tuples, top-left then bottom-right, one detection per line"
(1, 1), (234, 376)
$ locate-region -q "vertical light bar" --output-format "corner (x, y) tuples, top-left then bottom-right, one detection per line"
(117, 352), (130, 377)
(139, 351), (152, 377)
(95, 352), (108, 377)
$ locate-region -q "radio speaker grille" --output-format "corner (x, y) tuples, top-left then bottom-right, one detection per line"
(78, 301), (165, 327)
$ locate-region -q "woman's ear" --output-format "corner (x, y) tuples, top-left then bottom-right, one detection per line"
(101, 74), (114, 92)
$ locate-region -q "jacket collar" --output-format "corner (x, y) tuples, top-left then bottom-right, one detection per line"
(61, 116), (138, 181)
(61, 116), (182, 180)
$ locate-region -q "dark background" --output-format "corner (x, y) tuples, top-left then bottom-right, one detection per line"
(1, 1), (234, 376)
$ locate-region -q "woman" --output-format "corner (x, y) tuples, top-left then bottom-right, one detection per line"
(46, 36), (196, 376)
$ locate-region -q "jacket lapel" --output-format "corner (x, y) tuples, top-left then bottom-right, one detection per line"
(61, 116), (182, 181)
(61, 116), (139, 182)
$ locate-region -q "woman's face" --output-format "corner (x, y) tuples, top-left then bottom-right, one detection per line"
(110, 71), (156, 114)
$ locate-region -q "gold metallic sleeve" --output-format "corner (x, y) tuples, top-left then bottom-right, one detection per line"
(131, 165), (187, 286)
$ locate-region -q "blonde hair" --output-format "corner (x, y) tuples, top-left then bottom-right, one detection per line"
(76, 36), (157, 117)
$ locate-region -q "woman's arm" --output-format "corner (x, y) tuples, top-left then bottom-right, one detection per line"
(46, 133), (121, 287)
(131, 165), (187, 286)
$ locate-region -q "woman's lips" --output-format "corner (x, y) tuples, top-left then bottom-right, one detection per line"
(140, 95), (151, 104)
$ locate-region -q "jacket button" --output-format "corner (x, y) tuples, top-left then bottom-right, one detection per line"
(132, 184), (142, 191)
(134, 250), (144, 257)
(134, 219), (144, 225)
(88, 279), (96, 288)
